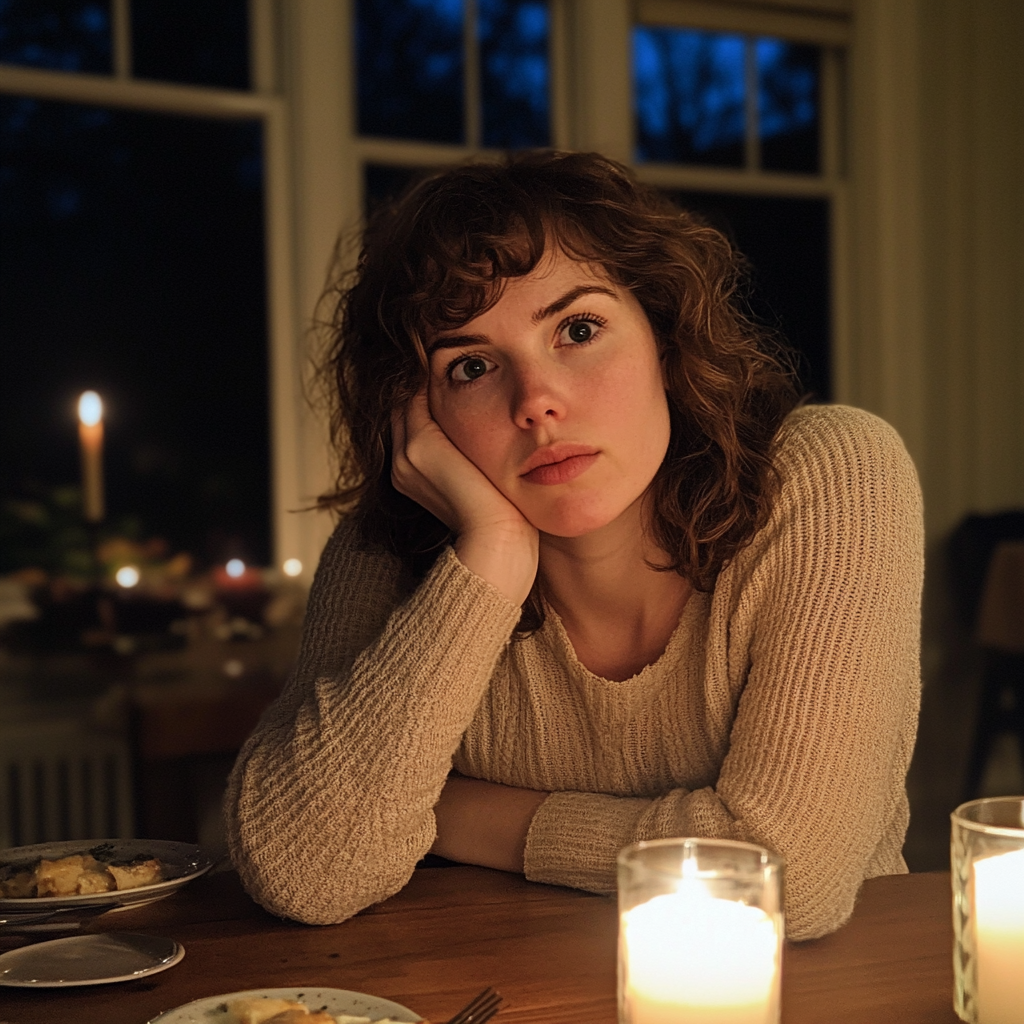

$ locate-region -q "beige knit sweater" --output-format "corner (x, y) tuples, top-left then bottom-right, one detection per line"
(225, 404), (923, 940)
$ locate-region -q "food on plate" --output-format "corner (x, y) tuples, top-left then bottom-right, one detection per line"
(228, 999), (310, 1024)
(225, 997), (418, 1024)
(332, 1018), (416, 1024)
(107, 857), (163, 890)
(36, 855), (115, 896)
(0, 852), (165, 898)
(0, 869), (35, 898)
(265, 1012), (335, 1024)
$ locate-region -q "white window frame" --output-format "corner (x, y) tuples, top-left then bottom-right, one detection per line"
(0, 0), (312, 580)
(628, 0), (852, 417)
(338, 0), (853, 416)
(0, 0), (854, 579)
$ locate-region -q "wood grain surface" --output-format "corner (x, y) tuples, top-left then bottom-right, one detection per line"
(0, 868), (960, 1024)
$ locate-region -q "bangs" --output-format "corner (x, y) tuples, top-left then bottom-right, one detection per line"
(376, 163), (628, 356)
(397, 191), (546, 338)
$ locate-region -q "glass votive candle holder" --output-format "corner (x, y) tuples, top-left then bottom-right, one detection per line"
(952, 796), (1024, 1024)
(617, 838), (785, 1024)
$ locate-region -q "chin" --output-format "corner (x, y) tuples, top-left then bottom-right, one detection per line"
(523, 494), (633, 539)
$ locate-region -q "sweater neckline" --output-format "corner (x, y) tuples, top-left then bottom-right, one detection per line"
(538, 587), (708, 687)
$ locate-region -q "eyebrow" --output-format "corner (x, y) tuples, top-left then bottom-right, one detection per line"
(427, 284), (620, 354)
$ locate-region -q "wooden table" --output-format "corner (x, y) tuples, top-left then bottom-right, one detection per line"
(1, 868), (960, 1024)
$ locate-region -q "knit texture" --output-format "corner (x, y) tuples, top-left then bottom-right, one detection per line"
(225, 404), (923, 940)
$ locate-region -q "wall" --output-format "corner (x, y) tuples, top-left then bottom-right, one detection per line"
(848, 0), (1024, 542)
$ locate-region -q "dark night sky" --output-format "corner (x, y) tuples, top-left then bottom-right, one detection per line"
(0, 98), (270, 567)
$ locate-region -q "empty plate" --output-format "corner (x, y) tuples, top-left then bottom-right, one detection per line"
(0, 931), (184, 987)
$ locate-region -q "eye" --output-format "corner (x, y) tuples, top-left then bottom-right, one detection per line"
(448, 354), (494, 383)
(558, 313), (607, 346)
(567, 321), (594, 343)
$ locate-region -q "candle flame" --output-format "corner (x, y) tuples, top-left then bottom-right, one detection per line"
(226, 559), (246, 578)
(78, 391), (103, 426)
(115, 565), (140, 588)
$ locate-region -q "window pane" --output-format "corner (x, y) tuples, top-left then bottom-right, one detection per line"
(757, 38), (819, 174)
(480, 0), (549, 148)
(634, 26), (746, 167)
(132, 0), (249, 90)
(667, 190), (831, 400)
(357, 0), (464, 144)
(1, 98), (270, 565)
(0, 0), (110, 73)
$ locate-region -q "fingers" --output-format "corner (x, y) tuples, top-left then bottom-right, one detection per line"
(391, 386), (448, 518)
(405, 386), (433, 436)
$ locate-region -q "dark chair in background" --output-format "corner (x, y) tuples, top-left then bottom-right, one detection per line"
(948, 511), (1024, 802)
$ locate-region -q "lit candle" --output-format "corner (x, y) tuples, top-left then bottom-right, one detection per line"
(973, 847), (1024, 1024)
(77, 390), (104, 523)
(621, 884), (780, 1024)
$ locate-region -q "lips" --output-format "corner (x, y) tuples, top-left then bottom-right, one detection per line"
(520, 444), (600, 485)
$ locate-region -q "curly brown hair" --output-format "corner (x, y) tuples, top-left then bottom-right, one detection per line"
(320, 150), (800, 631)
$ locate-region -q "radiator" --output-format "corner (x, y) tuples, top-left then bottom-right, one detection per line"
(0, 720), (134, 849)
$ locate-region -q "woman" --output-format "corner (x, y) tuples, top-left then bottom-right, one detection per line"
(225, 151), (923, 941)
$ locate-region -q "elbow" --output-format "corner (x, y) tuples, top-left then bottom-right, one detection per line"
(782, 862), (862, 942)
(225, 803), (426, 925)
(228, 835), (418, 926)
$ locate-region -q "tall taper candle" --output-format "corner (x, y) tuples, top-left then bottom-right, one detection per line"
(78, 391), (104, 522)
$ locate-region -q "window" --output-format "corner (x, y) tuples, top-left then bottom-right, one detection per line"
(2, 1), (851, 576)
(634, 26), (820, 174)
(630, 3), (848, 400)
(356, 0), (552, 210)
(353, 0), (844, 399)
(0, 1), (283, 568)
(1, 97), (269, 563)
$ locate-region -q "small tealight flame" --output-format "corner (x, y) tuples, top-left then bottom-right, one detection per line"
(226, 558), (246, 578)
(115, 565), (140, 588)
(78, 391), (103, 427)
(282, 558), (303, 577)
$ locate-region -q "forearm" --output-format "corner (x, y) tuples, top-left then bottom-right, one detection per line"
(431, 774), (550, 873)
(227, 548), (522, 923)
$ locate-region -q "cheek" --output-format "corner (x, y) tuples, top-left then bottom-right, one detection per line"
(429, 388), (508, 472)
(590, 350), (668, 437)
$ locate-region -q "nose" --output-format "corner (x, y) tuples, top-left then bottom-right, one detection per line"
(511, 362), (567, 429)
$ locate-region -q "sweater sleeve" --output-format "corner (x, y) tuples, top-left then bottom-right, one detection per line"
(523, 406), (924, 941)
(224, 521), (522, 924)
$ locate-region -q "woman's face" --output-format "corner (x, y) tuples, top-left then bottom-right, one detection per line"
(426, 249), (671, 538)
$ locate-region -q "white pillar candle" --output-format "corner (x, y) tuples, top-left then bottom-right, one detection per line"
(973, 847), (1024, 1024)
(622, 885), (780, 1024)
(77, 390), (105, 523)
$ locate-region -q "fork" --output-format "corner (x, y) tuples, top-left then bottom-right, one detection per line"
(442, 987), (502, 1024)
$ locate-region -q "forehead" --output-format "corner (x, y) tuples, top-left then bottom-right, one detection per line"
(463, 250), (618, 323)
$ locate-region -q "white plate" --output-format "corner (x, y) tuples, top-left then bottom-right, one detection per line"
(0, 839), (212, 916)
(148, 987), (423, 1023)
(0, 931), (184, 987)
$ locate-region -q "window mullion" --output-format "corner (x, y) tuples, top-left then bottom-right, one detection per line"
(820, 46), (843, 180)
(744, 36), (759, 172)
(464, 0), (481, 148)
(112, 0), (132, 79)
(249, 0), (278, 94)
(549, 0), (573, 149)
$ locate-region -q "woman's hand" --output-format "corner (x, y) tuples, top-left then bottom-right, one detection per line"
(431, 774), (549, 873)
(392, 389), (539, 605)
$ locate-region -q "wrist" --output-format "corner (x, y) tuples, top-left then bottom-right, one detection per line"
(454, 523), (538, 606)
(432, 776), (549, 873)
